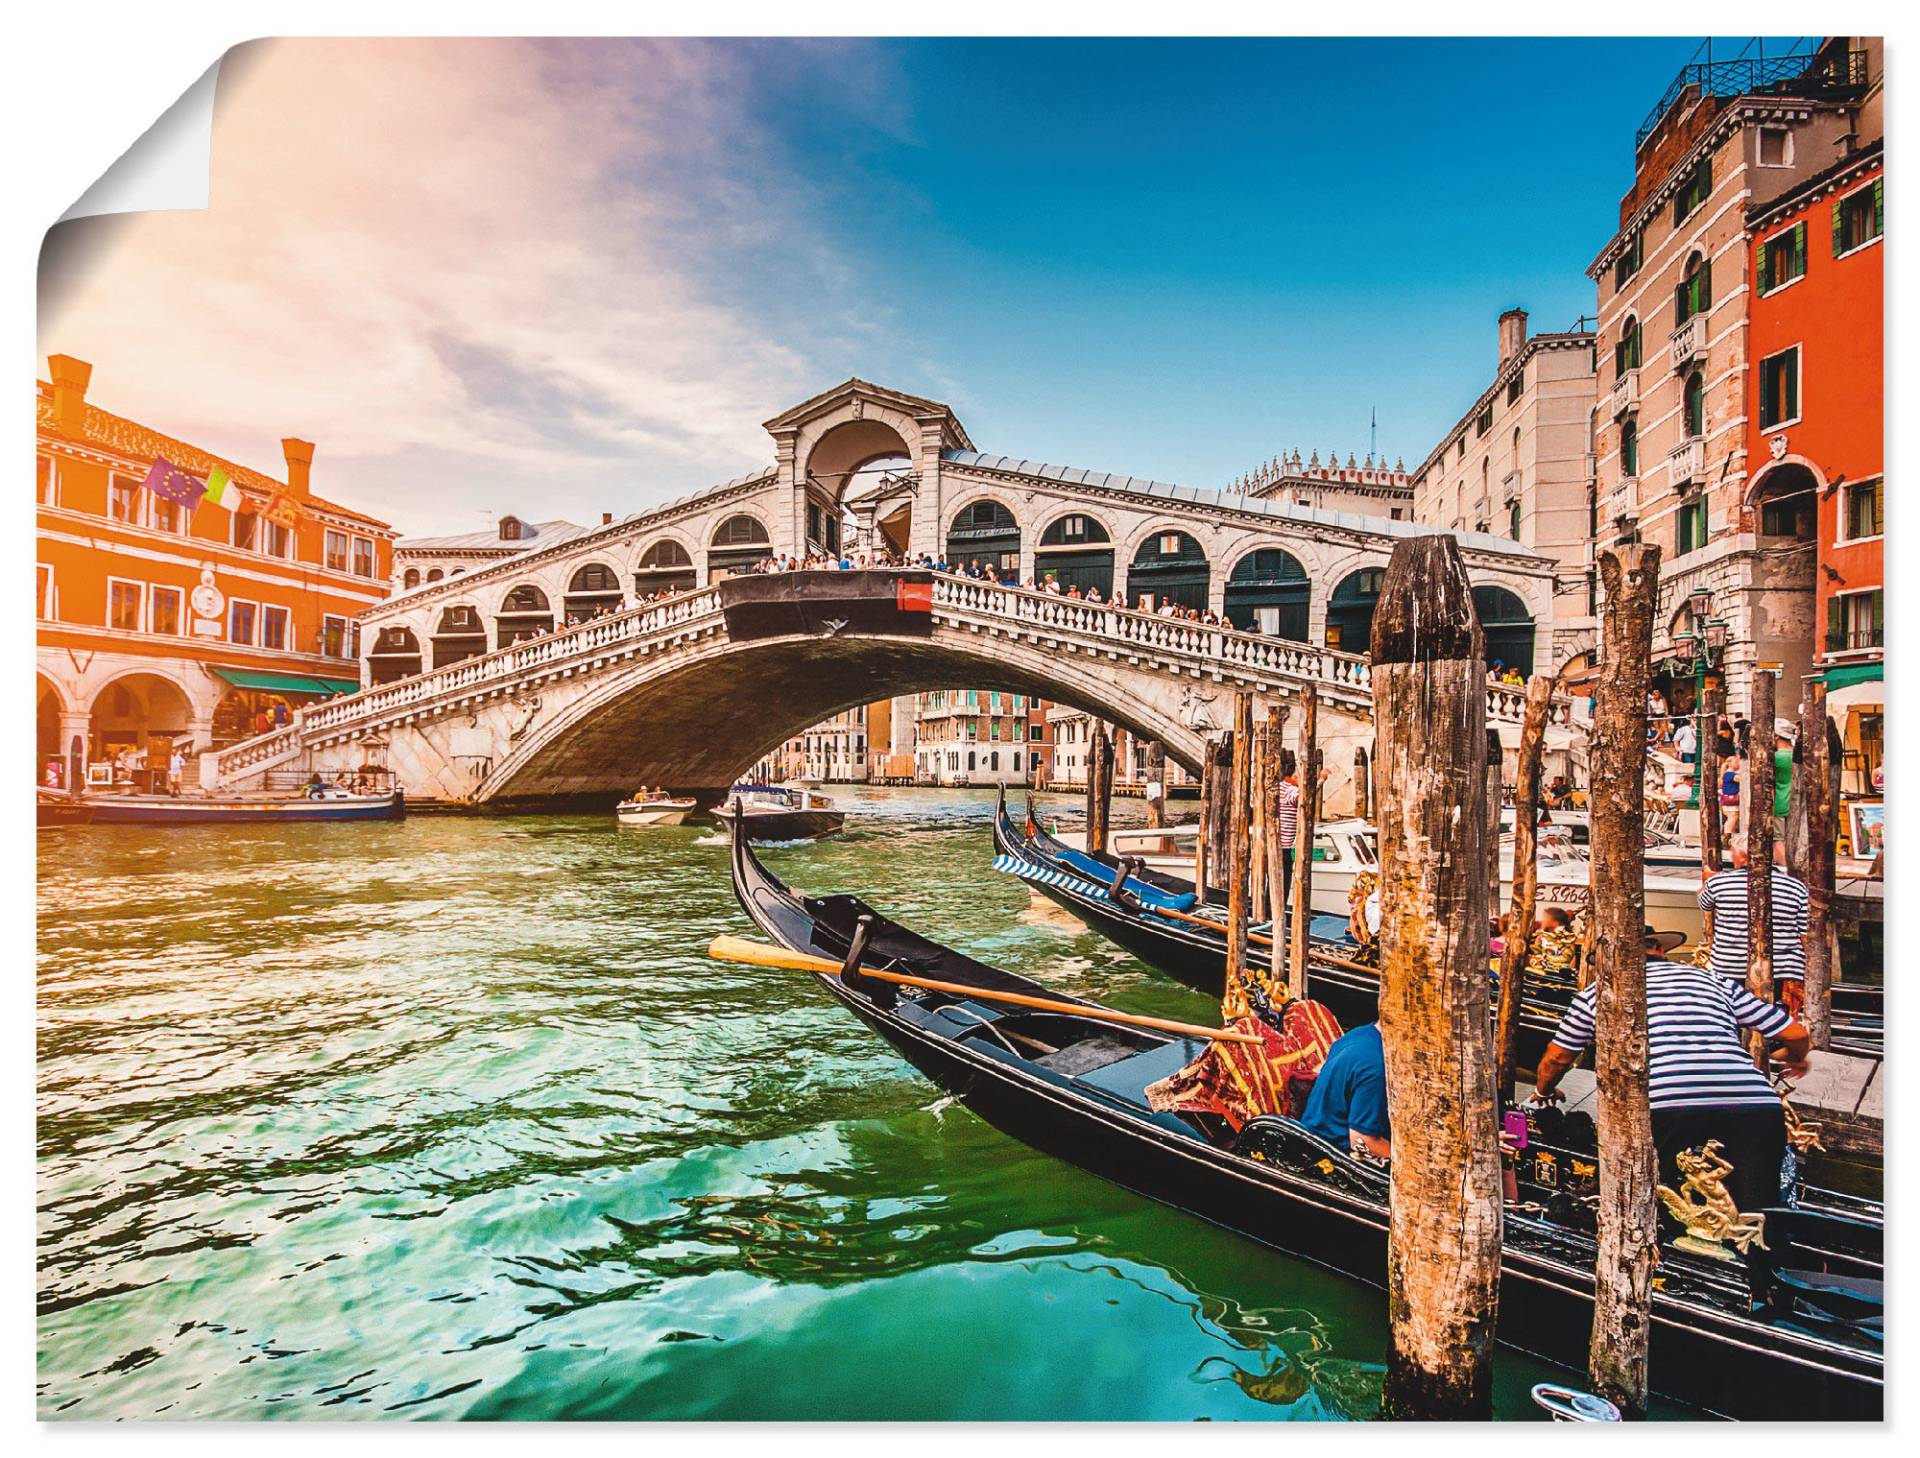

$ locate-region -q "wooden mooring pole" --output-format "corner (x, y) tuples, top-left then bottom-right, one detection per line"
(1264, 706), (1289, 1000)
(1587, 543), (1662, 1419)
(1496, 674), (1555, 1104)
(1144, 740), (1167, 829)
(1090, 722), (1116, 855)
(1486, 727), (1505, 955)
(1194, 741), (1214, 899)
(1249, 711), (1270, 924)
(1353, 745), (1370, 821)
(1208, 737), (1234, 897)
(1287, 685), (1320, 1000)
(1800, 686), (1838, 1049)
(1224, 692), (1255, 1017)
(1369, 536), (1499, 1421)
(1746, 672), (1778, 1062)
(1699, 680), (1723, 883)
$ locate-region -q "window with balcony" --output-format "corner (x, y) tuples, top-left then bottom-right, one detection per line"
(1759, 346), (1800, 429)
(108, 579), (144, 632)
(108, 475), (143, 526)
(1614, 316), (1641, 378)
(151, 498), (184, 535)
(1844, 478), (1883, 540)
(150, 585), (184, 636)
(1834, 180), (1883, 255)
(261, 605), (290, 651)
(325, 530), (350, 572)
(1684, 371), (1706, 437)
(1621, 418), (1639, 477)
(1676, 498), (1708, 556)
(1828, 589), (1883, 654)
(1673, 158), (1711, 225)
(1675, 250), (1711, 323)
(1757, 223), (1806, 294)
(352, 536), (375, 577)
(229, 599), (258, 646)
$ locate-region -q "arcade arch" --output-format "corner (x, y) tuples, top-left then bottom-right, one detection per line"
(1126, 529), (1209, 611)
(1223, 548), (1310, 639)
(432, 605), (488, 668)
(497, 584), (554, 646)
(88, 671), (193, 766)
(708, 514), (772, 579)
(633, 537), (696, 597)
(1326, 567), (1384, 654)
(1472, 585), (1536, 674)
(564, 562), (624, 621)
(802, 417), (916, 557)
(369, 624), (425, 684)
(945, 498), (1021, 577)
(1034, 512), (1115, 596)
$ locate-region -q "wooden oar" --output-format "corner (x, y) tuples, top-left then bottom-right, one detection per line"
(708, 934), (1264, 1046)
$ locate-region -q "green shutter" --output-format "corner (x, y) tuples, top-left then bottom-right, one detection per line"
(1633, 320), (1642, 366)
(1873, 178), (1884, 239)
(1785, 349), (1799, 419)
(1872, 590), (1884, 642)
(1700, 254), (1712, 308)
(1833, 197), (1847, 256)
(1828, 595), (1843, 648)
(1757, 237), (1771, 291)
(1792, 221), (1807, 279)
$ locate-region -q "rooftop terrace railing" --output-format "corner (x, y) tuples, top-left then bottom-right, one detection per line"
(1635, 43), (1869, 152)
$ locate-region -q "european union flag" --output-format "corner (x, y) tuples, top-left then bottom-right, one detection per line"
(141, 456), (207, 509)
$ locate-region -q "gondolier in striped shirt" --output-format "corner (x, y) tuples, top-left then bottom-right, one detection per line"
(1699, 845), (1812, 1014)
(1532, 961), (1811, 1218)
(1273, 751), (1301, 918)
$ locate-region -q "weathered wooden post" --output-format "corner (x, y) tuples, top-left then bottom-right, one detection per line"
(1091, 723), (1116, 854)
(1800, 686), (1838, 1049)
(1224, 692), (1255, 1018)
(1194, 741), (1214, 899)
(1587, 543), (1662, 1418)
(1486, 727), (1505, 960)
(1144, 740), (1167, 829)
(1496, 675), (1555, 1104)
(1263, 705), (1289, 999)
(1248, 712), (1270, 923)
(1287, 685), (1320, 997)
(1208, 737), (1234, 896)
(1353, 745), (1370, 820)
(1699, 681), (1723, 884)
(1747, 674), (1778, 1039)
(1369, 536), (1499, 1421)
(1084, 723), (1101, 850)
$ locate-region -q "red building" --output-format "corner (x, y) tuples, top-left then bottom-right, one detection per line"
(1744, 138), (1883, 828)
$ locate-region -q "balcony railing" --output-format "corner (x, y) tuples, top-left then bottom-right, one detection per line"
(1609, 370), (1640, 420)
(1635, 44), (1869, 152)
(1827, 625), (1884, 654)
(1607, 480), (1641, 523)
(1669, 315), (1707, 368)
(1668, 438), (1705, 484)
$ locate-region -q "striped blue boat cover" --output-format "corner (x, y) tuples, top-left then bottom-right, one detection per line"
(993, 852), (1116, 903)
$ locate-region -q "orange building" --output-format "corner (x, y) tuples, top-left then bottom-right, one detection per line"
(1743, 139), (1884, 809)
(36, 354), (394, 788)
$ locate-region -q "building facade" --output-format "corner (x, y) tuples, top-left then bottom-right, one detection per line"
(1409, 310), (1600, 667)
(913, 689), (1044, 786)
(1585, 37), (1882, 711)
(1044, 705), (1198, 797)
(1743, 137), (1884, 816)
(36, 355), (394, 787)
(1232, 451), (1413, 519)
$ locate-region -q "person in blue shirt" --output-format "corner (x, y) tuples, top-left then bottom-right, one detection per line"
(1299, 1023), (1390, 1158)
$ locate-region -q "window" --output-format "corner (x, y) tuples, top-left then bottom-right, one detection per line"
(229, 599), (258, 646)
(402, 568), (421, 589)
(1506, 371), (1523, 405)
(108, 474), (143, 526)
(1476, 405), (1493, 437)
(1834, 180), (1883, 255)
(1676, 498), (1708, 556)
(1158, 533), (1182, 556)
(806, 502), (823, 545)
(37, 455), (56, 505)
(1613, 226), (1644, 290)
(321, 614), (351, 657)
(352, 536), (375, 577)
(232, 510), (259, 551)
(150, 585), (183, 636)
(426, 568), (444, 583)
(1684, 372), (1705, 438)
(151, 498), (184, 535)
(108, 579), (144, 632)
(1827, 590), (1883, 653)
(1673, 158), (1710, 225)
(1614, 317), (1642, 378)
(37, 564), (55, 618)
(1757, 223), (1806, 294)
(1509, 499), (1522, 540)
(1759, 347), (1800, 429)
(1758, 126), (1792, 167)
(1620, 418), (1638, 477)
(1844, 479), (1883, 540)
(1675, 251), (1711, 322)
(261, 605), (290, 651)
(264, 521), (292, 558)
(325, 530), (350, 572)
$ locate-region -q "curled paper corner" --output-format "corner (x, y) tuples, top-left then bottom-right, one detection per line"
(58, 54), (224, 224)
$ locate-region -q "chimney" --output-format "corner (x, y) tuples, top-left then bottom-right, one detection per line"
(47, 354), (93, 436)
(602, 512), (613, 525)
(281, 438), (314, 497)
(1498, 309), (1528, 367)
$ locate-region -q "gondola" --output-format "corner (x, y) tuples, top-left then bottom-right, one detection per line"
(991, 789), (1582, 1070)
(726, 818), (1882, 1419)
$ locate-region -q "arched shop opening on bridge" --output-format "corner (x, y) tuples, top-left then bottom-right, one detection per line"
(432, 606), (487, 668)
(369, 624), (425, 684)
(708, 514), (771, 579)
(1325, 567), (1384, 654)
(633, 539), (696, 597)
(1223, 548), (1310, 639)
(945, 499), (1021, 576)
(497, 584), (554, 646)
(564, 562), (624, 622)
(1472, 585), (1536, 676)
(1127, 530), (1209, 611)
(1034, 513), (1114, 596)
(87, 672), (192, 772)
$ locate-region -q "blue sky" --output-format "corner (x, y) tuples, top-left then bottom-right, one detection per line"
(44, 35), (1768, 535)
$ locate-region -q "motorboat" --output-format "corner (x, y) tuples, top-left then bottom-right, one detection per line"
(710, 783), (845, 842)
(79, 784), (405, 824)
(615, 792), (697, 826)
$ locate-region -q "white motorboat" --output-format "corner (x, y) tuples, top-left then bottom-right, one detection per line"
(615, 793), (697, 826)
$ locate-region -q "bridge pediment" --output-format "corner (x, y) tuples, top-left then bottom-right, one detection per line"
(762, 378), (974, 455)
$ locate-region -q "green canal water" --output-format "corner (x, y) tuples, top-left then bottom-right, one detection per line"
(39, 785), (1596, 1421)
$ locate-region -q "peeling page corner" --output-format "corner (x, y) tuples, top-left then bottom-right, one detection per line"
(58, 55), (223, 224)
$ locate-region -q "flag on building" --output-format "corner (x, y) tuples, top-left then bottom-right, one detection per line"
(264, 491), (302, 528)
(140, 457), (207, 509)
(202, 466), (241, 510)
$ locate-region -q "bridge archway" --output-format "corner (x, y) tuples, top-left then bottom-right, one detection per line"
(1326, 567), (1384, 654)
(369, 625), (424, 684)
(1471, 585), (1535, 674)
(432, 606), (487, 668)
(802, 416), (917, 558)
(1126, 529), (1210, 612)
(496, 584), (554, 646)
(945, 498), (1021, 577)
(1034, 511), (1115, 596)
(1224, 547), (1310, 639)
(37, 674), (65, 783)
(708, 513), (772, 579)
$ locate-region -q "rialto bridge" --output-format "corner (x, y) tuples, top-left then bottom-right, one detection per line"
(205, 380), (1567, 806)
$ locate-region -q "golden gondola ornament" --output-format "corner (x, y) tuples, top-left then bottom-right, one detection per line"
(1656, 1141), (1768, 1258)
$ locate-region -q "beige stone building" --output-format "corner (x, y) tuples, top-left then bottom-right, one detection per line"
(1409, 309), (1600, 668)
(1585, 37), (1882, 704)
(1231, 452), (1412, 520)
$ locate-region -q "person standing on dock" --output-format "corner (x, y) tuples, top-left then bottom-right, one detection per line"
(1700, 847), (1811, 1015)
(1273, 750), (1300, 920)
(1533, 960), (1810, 1217)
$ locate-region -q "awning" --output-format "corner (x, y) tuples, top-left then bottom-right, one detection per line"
(1819, 661), (1883, 690)
(212, 667), (359, 696)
